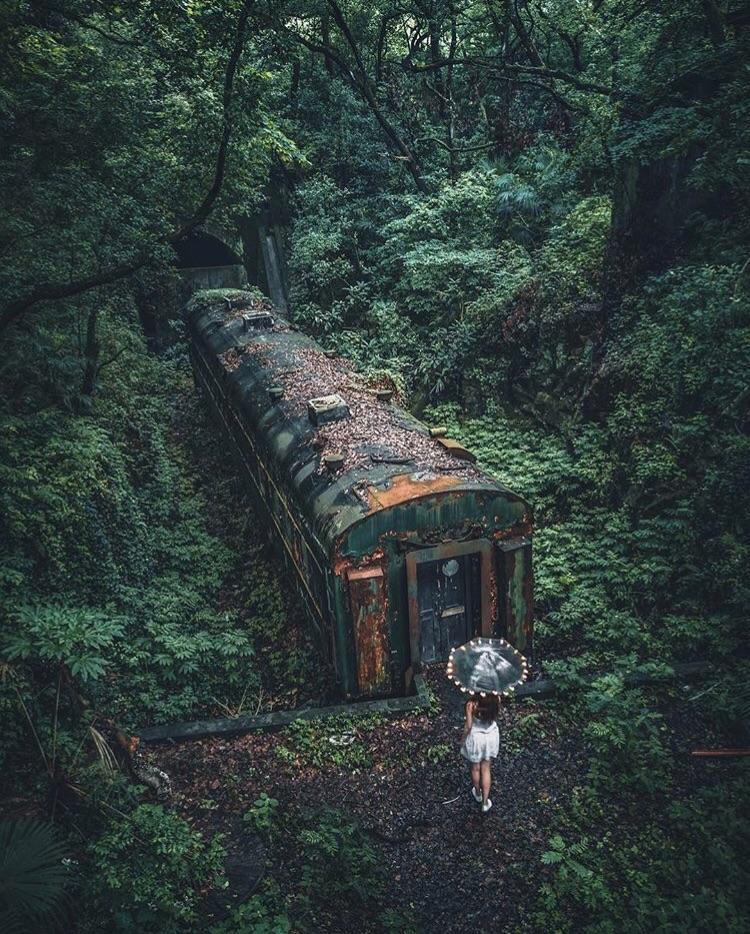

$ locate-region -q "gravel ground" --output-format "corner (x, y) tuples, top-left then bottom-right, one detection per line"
(151, 667), (588, 932)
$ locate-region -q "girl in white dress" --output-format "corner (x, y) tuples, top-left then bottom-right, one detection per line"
(460, 693), (500, 812)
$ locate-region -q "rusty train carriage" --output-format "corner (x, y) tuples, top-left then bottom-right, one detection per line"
(186, 290), (534, 699)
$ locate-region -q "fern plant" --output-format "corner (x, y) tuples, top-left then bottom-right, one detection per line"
(4, 603), (125, 683)
(539, 834), (615, 920)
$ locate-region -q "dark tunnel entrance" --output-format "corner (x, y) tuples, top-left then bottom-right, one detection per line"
(136, 230), (249, 351)
(173, 230), (247, 293)
(173, 230), (243, 269)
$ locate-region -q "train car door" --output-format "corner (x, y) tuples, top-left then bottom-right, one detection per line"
(406, 540), (493, 668)
(417, 556), (472, 662)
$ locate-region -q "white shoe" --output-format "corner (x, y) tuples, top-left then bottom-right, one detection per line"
(482, 799), (493, 813)
(471, 786), (482, 803)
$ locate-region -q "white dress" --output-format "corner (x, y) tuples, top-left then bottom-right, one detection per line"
(461, 719), (500, 763)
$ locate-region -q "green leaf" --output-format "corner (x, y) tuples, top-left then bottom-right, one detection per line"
(0, 818), (70, 934)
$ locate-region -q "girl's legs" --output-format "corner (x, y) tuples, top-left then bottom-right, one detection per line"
(480, 760), (491, 803)
(471, 763), (481, 794)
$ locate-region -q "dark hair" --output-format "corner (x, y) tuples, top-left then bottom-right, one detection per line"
(473, 693), (500, 724)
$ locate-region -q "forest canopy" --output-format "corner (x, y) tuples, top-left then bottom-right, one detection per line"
(1, 1), (749, 931)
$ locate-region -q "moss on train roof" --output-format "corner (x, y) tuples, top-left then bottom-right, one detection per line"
(186, 287), (272, 312)
(191, 290), (483, 475)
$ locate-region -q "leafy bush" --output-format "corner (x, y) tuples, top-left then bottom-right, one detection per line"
(581, 675), (668, 795)
(538, 777), (750, 933)
(425, 742), (451, 764)
(4, 604), (125, 683)
(0, 309), (287, 743)
(86, 804), (225, 933)
(296, 807), (379, 906)
(243, 793), (280, 838)
(208, 882), (291, 934)
(540, 834), (615, 922)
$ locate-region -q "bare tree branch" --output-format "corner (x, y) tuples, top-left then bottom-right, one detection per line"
(283, 5), (429, 192)
(416, 136), (496, 154)
(400, 54), (612, 96)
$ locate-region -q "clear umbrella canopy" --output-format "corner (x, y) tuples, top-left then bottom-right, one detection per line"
(446, 637), (529, 696)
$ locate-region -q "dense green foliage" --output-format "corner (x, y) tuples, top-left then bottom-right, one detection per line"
(85, 803), (226, 932)
(213, 805), (417, 933)
(1, 0), (748, 930)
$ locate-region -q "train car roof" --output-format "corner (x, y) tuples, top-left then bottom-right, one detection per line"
(186, 289), (531, 554)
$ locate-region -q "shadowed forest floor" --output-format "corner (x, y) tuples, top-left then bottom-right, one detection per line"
(144, 666), (732, 933)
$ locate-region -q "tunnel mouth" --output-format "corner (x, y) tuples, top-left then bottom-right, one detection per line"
(173, 230), (242, 269)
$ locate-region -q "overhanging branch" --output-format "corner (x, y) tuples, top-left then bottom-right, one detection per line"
(283, 9), (428, 193)
(0, 0), (254, 339)
(400, 54), (612, 97)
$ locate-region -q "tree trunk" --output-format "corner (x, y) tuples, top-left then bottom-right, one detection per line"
(321, 14), (336, 74)
(445, 13), (458, 182)
(79, 302), (100, 404)
(701, 0), (726, 46)
(290, 60), (300, 102)
(427, 14), (446, 118)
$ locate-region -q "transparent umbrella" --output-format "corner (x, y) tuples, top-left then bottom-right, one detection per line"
(446, 636), (529, 696)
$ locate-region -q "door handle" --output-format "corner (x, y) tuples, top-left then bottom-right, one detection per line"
(440, 605), (465, 618)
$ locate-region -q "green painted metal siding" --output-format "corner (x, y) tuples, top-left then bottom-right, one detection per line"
(497, 538), (534, 652)
(337, 492), (531, 692)
(341, 491), (528, 558)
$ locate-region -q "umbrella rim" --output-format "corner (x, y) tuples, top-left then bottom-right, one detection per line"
(445, 636), (530, 697)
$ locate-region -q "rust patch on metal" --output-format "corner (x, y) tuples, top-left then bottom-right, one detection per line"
(332, 546), (385, 579)
(492, 519), (533, 541)
(347, 565), (390, 695)
(332, 553), (349, 578)
(435, 437), (477, 462)
(366, 472), (464, 512)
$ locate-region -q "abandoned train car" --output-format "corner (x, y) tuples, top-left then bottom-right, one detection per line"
(186, 289), (534, 700)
